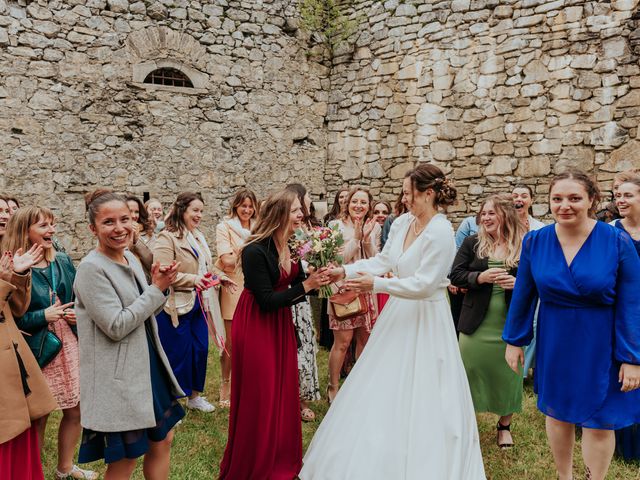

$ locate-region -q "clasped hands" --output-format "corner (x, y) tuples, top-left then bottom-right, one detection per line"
(315, 265), (375, 294)
(478, 267), (516, 290)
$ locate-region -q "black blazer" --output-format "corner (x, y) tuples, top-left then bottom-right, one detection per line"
(241, 237), (307, 312)
(449, 235), (517, 335)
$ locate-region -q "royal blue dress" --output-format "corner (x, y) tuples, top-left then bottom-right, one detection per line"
(503, 221), (640, 429)
(613, 220), (640, 459)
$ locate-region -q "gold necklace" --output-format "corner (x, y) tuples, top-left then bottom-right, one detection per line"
(413, 217), (427, 235)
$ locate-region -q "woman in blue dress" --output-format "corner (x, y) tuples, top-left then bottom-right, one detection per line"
(612, 175), (640, 461)
(503, 170), (640, 480)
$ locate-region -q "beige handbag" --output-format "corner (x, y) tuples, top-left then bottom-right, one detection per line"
(164, 288), (196, 327)
(329, 289), (369, 321)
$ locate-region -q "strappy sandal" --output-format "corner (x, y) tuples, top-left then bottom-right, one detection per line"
(496, 421), (514, 449)
(326, 383), (339, 405)
(55, 465), (98, 480)
(219, 379), (231, 408)
(301, 407), (316, 422)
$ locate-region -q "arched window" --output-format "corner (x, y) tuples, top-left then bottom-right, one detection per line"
(143, 68), (194, 88)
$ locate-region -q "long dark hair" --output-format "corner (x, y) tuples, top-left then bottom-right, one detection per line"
(324, 188), (349, 224)
(165, 192), (204, 237)
(125, 195), (153, 237)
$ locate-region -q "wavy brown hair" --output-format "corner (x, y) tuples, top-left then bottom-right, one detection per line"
(165, 192), (204, 238)
(476, 194), (526, 269)
(405, 163), (457, 210)
(340, 186), (374, 222)
(228, 188), (259, 221)
(244, 190), (299, 266)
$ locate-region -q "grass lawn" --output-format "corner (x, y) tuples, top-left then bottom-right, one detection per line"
(42, 348), (640, 479)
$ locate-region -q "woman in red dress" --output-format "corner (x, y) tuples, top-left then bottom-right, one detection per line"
(219, 190), (330, 480)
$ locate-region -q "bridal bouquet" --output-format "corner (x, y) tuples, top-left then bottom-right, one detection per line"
(289, 225), (344, 298)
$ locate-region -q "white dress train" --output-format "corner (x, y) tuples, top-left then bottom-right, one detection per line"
(299, 213), (486, 480)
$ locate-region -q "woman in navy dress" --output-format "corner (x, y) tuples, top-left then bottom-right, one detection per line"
(612, 175), (640, 461)
(503, 170), (640, 480)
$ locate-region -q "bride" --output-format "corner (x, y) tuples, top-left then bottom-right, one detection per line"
(299, 164), (486, 479)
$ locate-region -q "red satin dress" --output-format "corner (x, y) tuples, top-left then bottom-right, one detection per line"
(219, 264), (302, 480)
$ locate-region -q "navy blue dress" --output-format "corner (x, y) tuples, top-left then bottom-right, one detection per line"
(503, 222), (640, 429)
(78, 322), (184, 464)
(613, 220), (640, 459)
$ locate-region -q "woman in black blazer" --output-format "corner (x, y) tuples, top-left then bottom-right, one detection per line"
(450, 194), (527, 449)
(219, 190), (330, 479)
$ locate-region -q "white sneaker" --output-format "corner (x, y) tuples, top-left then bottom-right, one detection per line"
(187, 395), (215, 412)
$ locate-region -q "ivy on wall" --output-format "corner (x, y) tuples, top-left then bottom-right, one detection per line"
(299, 0), (357, 54)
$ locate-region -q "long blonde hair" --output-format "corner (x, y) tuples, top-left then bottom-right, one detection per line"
(2, 206), (57, 262)
(244, 190), (298, 266)
(475, 194), (526, 269)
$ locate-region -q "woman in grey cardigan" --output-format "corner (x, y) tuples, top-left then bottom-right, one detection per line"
(73, 190), (185, 480)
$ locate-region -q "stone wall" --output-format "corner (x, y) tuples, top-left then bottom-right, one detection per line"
(0, 0), (329, 255)
(326, 0), (640, 219)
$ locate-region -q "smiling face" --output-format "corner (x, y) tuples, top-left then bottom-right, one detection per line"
(90, 200), (133, 255)
(27, 214), (56, 252)
(0, 200), (10, 238)
(338, 190), (349, 211)
(372, 202), (390, 225)
(183, 199), (204, 232)
(401, 177), (432, 216)
(512, 187), (532, 216)
(616, 182), (640, 219)
(126, 200), (140, 223)
(7, 199), (19, 216)
(288, 197), (304, 234)
(550, 179), (593, 227)
(348, 191), (370, 221)
(480, 200), (501, 238)
(235, 197), (255, 224)
(147, 200), (163, 221)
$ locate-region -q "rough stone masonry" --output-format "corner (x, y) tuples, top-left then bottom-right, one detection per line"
(1, 0), (640, 256)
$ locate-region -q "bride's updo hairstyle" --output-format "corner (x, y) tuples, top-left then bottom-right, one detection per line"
(85, 188), (128, 226)
(405, 163), (457, 210)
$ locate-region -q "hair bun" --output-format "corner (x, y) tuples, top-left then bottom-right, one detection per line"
(434, 178), (457, 208)
(84, 188), (114, 211)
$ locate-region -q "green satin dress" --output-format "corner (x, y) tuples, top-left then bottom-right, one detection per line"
(459, 259), (522, 415)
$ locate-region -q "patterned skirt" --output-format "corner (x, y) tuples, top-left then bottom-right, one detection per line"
(42, 320), (80, 410)
(293, 300), (320, 401)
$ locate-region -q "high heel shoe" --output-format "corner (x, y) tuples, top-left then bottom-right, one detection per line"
(496, 421), (514, 449)
(326, 383), (339, 405)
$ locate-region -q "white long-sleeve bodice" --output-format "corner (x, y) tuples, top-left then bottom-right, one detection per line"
(344, 213), (455, 300)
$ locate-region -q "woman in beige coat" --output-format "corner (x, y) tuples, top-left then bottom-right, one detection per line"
(0, 245), (58, 480)
(154, 192), (235, 413)
(214, 188), (258, 407)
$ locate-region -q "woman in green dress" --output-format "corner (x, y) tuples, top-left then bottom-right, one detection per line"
(450, 194), (527, 449)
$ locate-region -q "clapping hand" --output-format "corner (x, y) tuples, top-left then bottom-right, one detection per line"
(619, 363), (640, 392)
(362, 219), (376, 241)
(220, 275), (238, 294)
(344, 272), (374, 293)
(13, 244), (44, 273)
(152, 261), (180, 291)
(0, 251), (12, 282)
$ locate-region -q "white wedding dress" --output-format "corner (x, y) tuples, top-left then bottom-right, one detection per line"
(300, 213), (486, 480)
